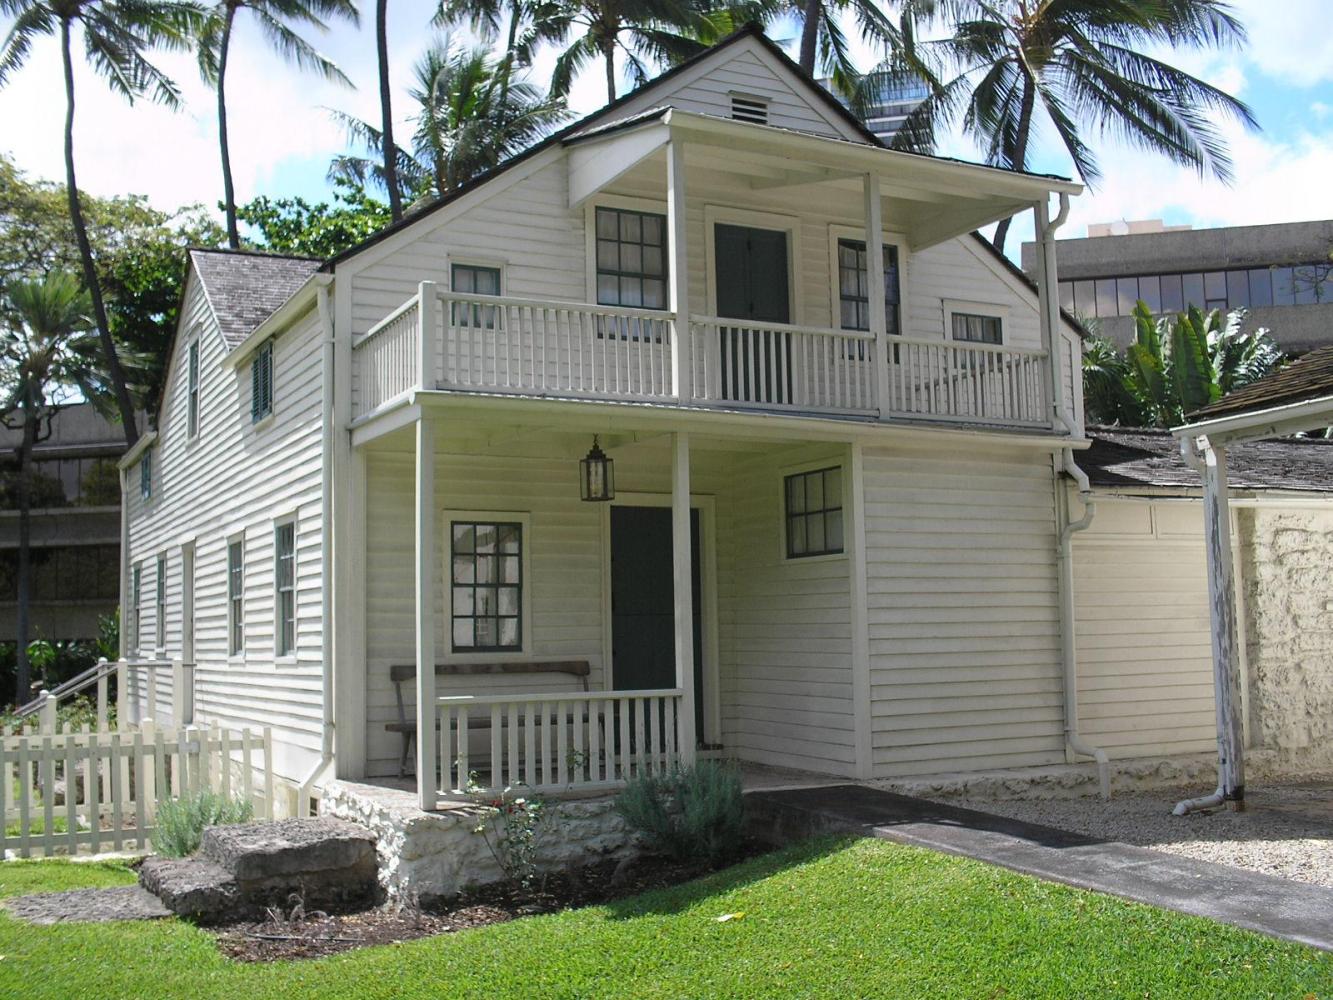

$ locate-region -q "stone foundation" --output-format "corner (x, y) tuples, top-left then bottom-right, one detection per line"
(320, 780), (638, 902)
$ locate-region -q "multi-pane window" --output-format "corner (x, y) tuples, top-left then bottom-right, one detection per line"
(595, 207), (667, 310)
(837, 239), (901, 336)
(187, 340), (200, 438)
(251, 342), (273, 423)
(140, 450), (152, 500)
(155, 554), (167, 648)
(785, 467), (844, 559)
(1061, 264), (1333, 318)
(450, 520), (522, 652)
(450, 262), (501, 329)
(275, 522), (295, 656)
(0, 545), (119, 602)
(131, 562), (142, 652)
(951, 312), (1003, 345)
(227, 539), (244, 656)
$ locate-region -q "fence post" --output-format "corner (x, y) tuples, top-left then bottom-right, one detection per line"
(141, 719), (158, 823)
(116, 659), (129, 731)
(171, 660), (184, 728)
(38, 692), (55, 736)
(96, 659), (109, 733)
(183, 664), (195, 726)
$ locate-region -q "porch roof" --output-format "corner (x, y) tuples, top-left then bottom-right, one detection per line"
(564, 108), (1083, 253)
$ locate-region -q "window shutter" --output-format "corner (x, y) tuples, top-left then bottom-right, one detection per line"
(251, 352), (262, 422)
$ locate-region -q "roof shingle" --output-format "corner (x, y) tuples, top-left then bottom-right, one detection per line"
(1187, 345), (1333, 423)
(190, 248), (320, 348)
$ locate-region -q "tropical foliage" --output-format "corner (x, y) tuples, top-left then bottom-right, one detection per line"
(891, 0), (1258, 252)
(329, 40), (570, 203)
(236, 181), (392, 258)
(1083, 303), (1284, 428)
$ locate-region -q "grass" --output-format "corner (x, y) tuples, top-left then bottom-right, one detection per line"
(0, 838), (1330, 999)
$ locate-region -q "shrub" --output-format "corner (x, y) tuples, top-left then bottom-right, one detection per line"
(151, 790), (254, 858)
(615, 760), (745, 866)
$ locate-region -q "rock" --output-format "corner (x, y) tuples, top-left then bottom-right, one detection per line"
(200, 817), (377, 883)
(138, 856), (239, 919)
(5, 886), (172, 924)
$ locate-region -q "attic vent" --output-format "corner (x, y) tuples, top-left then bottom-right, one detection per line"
(730, 94), (770, 125)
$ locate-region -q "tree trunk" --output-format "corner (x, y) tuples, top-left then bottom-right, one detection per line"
(218, 4), (241, 248)
(377, 0), (403, 221)
(60, 19), (139, 449)
(499, 2), (521, 105)
(991, 78), (1036, 255)
(798, 0), (822, 73)
(14, 384), (37, 704)
(604, 40), (616, 103)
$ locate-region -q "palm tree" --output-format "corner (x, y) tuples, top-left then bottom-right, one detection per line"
(376, 0), (402, 221)
(1083, 303), (1284, 427)
(435, 0), (539, 101)
(0, 0), (197, 448)
(0, 272), (108, 702)
(892, 0), (1258, 253)
(197, 0), (360, 248)
(329, 40), (570, 201)
(533, 0), (710, 103)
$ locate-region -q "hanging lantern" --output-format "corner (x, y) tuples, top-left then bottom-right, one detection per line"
(580, 436), (615, 502)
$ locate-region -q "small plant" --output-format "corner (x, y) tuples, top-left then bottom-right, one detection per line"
(472, 785), (546, 892)
(615, 760), (745, 866)
(151, 790), (254, 857)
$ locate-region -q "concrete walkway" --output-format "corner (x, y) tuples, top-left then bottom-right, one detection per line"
(746, 784), (1333, 951)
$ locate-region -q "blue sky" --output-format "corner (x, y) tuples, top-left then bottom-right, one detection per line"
(1, 0), (1331, 258)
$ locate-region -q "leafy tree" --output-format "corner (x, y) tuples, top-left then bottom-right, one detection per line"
(329, 40), (569, 202)
(1083, 302), (1284, 428)
(0, 272), (109, 701)
(196, 0), (359, 248)
(892, 0), (1258, 253)
(235, 181), (392, 258)
(0, 154), (226, 411)
(0, 0), (200, 446)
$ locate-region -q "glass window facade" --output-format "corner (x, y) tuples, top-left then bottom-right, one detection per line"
(1061, 262), (1333, 319)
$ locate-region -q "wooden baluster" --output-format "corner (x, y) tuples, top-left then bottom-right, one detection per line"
(665, 696), (677, 770)
(457, 708), (469, 794)
(556, 700), (568, 786)
(491, 706), (502, 793)
(618, 698), (631, 781)
(524, 701), (537, 787)
(633, 699), (647, 778)
(588, 698), (601, 783)
(540, 700), (552, 788)
(572, 698), (585, 785)
(645, 697), (658, 775)
(508, 704), (520, 787)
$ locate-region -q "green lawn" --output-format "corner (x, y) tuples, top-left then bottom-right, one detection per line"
(0, 838), (1330, 999)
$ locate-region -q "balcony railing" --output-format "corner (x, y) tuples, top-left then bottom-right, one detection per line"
(351, 286), (1052, 428)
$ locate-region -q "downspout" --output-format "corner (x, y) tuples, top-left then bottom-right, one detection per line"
(1057, 448), (1109, 798)
(1039, 192), (1072, 435)
(297, 275), (337, 812)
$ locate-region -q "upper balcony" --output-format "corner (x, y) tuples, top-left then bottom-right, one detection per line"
(352, 286), (1054, 428)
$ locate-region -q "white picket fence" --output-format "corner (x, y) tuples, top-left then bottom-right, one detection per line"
(0, 720), (273, 859)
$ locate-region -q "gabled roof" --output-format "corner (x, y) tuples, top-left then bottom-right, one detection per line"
(1187, 345), (1333, 423)
(190, 248), (321, 348)
(1078, 426), (1333, 494)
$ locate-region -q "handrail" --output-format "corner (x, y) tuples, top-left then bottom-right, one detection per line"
(355, 296), (421, 347)
(438, 290), (676, 324)
(437, 687), (683, 707)
(690, 314), (874, 341)
(11, 657), (121, 719)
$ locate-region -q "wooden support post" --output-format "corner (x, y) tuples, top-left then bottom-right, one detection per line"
(38, 692), (54, 736)
(672, 432), (697, 766)
(1199, 436), (1246, 807)
(116, 659), (128, 731)
(418, 281), (438, 392)
(863, 173), (890, 418)
(667, 140), (692, 401)
(96, 662), (108, 733)
(171, 660), (184, 728)
(847, 442), (873, 778)
(414, 417), (438, 810)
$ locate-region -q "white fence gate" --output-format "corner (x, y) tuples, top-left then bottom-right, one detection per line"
(0, 721), (273, 859)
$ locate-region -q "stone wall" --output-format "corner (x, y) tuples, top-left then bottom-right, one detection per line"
(1239, 507), (1333, 752)
(321, 781), (638, 902)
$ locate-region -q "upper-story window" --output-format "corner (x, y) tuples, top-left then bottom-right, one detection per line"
(251, 342), (273, 423)
(951, 312), (1003, 345)
(595, 207), (667, 310)
(140, 449), (152, 500)
(186, 340), (200, 438)
(837, 238), (901, 336)
(451, 262), (502, 329)
(275, 520), (296, 656)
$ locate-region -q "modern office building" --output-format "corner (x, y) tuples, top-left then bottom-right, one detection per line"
(1020, 218), (1333, 351)
(821, 69), (929, 143)
(0, 403), (128, 645)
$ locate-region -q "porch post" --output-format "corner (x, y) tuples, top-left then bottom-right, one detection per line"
(667, 140), (693, 402)
(1197, 435), (1246, 807)
(414, 417), (437, 809)
(672, 431), (698, 766)
(863, 172), (890, 418)
(1033, 197), (1068, 431)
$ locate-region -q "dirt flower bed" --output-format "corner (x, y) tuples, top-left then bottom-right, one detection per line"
(213, 844), (770, 962)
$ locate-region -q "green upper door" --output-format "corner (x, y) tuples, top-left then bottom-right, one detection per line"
(713, 224), (792, 404)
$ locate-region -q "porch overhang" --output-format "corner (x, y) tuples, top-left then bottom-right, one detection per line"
(564, 108), (1083, 252)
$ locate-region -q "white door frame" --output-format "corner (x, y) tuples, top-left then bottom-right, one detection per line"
(600, 491), (722, 748)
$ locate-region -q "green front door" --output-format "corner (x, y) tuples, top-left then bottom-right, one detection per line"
(713, 223), (792, 404)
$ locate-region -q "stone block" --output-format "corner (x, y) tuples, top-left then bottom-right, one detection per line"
(201, 817), (377, 882)
(138, 856), (239, 919)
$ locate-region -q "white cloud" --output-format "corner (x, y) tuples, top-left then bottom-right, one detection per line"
(1226, 0), (1333, 87)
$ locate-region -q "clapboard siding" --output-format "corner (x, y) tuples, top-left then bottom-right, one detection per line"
(1072, 497), (1216, 758)
(864, 443), (1064, 776)
(125, 274), (326, 780)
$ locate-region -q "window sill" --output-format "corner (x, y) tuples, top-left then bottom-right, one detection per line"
(227, 655), (246, 668)
(448, 649), (531, 662)
(782, 550), (848, 566)
(251, 412), (276, 433)
(274, 654), (299, 668)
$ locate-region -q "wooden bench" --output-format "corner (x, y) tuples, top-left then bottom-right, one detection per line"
(387, 660), (591, 777)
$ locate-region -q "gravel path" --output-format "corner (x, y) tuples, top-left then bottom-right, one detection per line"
(936, 777), (1333, 888)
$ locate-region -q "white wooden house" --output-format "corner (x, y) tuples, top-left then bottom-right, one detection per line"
(121, 27), (1101, 810)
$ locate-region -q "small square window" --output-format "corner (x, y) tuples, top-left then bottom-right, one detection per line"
(450, 519), (523, 651)
(785, 467), (844, 559)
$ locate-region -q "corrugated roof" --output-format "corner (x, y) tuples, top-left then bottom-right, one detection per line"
(1188, 345), (1333, 422)
(190, 248), (320, 348)
(1078, 426), (1333, 494)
